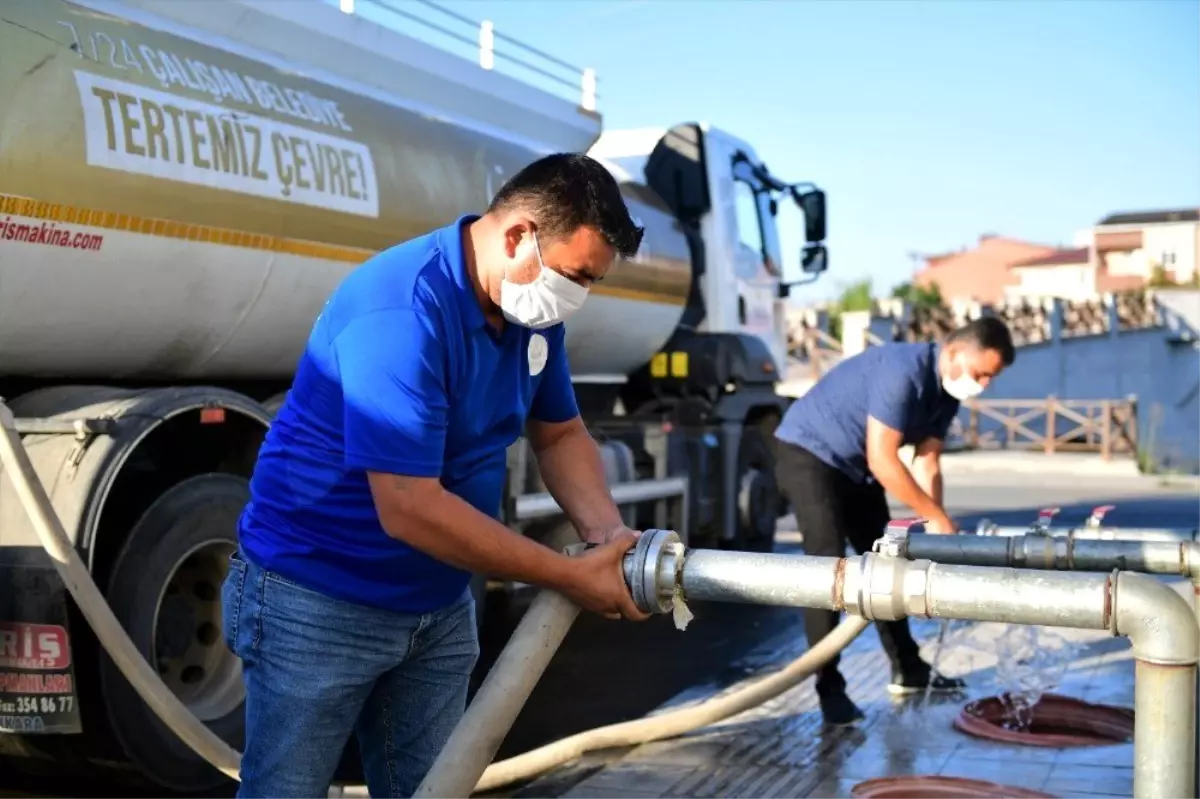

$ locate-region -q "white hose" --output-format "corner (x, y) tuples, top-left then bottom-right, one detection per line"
(414, 590), (580, 797)
(0, 402), (243, 779)
(470, 613), (869, 794)
(0, 399), (868, 796)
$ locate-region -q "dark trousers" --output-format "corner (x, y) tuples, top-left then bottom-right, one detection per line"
(775, 442), (926, 697)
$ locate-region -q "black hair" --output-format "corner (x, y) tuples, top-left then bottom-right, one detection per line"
(945, 316), (1016, 366)
(487, 153), (644, 259)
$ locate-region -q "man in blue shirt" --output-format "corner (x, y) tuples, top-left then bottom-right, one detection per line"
(221, 154), (647, 798)
(775, 317), (1015, 726)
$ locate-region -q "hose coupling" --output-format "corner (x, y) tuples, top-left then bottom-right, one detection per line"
(622, 529), (685, 615)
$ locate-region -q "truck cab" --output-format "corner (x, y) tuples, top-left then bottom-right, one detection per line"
(593, 124), (827, 379)
(513, 123), (831, 553)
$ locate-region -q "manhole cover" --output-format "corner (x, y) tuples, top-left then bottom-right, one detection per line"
(953, 692), (1133, 747)
(851, 775), (1055, 798)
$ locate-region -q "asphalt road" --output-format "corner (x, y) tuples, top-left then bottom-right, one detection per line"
(1, 473), (1195, 798)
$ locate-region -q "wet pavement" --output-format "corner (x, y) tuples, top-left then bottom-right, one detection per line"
(519, 595), (1145, 798)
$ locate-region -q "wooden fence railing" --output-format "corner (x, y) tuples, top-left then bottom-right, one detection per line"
(954, 398), (1138, 459)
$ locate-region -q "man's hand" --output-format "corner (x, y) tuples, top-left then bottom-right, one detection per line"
(583, 524), (640, 546)
(925, 514), (959, 534)
(559, 530), (649, 621)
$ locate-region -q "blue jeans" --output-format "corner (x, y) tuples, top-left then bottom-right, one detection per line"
(221, 550), (479, 798)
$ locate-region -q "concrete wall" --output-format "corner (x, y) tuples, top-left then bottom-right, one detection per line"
(983, 323), (1199, 473)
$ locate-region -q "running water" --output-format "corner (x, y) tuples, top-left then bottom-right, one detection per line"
(921, 619), (953, 707)
(991, 625), (1077, 731)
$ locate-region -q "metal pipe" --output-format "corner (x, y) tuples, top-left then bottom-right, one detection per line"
(513, 476), (687, 520)
(678, 551), (840, 609)
(899, 533), (1200, 579)
(623, 530), (1200, 798)
(891, 530), (1200, 635)
(982, 524), (1197, 543)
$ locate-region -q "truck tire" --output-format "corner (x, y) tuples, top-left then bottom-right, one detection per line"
(734, 414), (782, 553)
(98, 473), (249, 793)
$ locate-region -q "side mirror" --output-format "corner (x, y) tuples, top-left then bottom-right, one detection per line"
(801, 243), (828, 274)
(798, 189), (826, 243)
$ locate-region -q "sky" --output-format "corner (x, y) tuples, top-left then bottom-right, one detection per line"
(407, 0), (1199, 303)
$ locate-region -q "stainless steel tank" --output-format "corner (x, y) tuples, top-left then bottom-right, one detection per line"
(0, 0), (690, 381)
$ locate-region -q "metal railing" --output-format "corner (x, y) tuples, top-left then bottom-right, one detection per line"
(332, 0), (598, 109)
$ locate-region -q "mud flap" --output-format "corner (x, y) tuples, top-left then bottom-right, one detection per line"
(0, 547), (82, 734)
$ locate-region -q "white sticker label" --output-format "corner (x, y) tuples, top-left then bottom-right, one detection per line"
(73, 70), (379, 218)
(528, 333), (548, 377)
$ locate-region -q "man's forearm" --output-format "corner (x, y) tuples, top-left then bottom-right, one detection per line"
(380, 487), (576, 590)
(913, 461), (944, 507)
(869, 450), (945, 522)
(532, 426), (624, 541)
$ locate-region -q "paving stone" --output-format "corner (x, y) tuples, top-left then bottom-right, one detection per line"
(1046, 761), (1135, 793)
(560, 787), (671, 799)
(575, 763), (693, 794)
(937, 756), (1055, 790)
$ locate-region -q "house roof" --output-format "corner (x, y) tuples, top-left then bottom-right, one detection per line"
(1011, 247), (1090, 268)
(1097, 208), (1199, 227)
(918, 235), (1056, 268)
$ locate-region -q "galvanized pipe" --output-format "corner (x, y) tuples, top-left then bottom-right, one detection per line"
(899, 533), (1200, 579)
(514, 476), (688, 520)
(981, 523), (1197, 543)
(678, 551), (840, 609)
(622, 530), (1200, 799)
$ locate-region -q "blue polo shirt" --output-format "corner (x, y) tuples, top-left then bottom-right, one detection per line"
(776, 342), (959, 483)
(238, 215), (580, 613)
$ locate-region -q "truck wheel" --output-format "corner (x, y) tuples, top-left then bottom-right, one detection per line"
(735, 415), (782, 553)
(99, 474), (249, 793)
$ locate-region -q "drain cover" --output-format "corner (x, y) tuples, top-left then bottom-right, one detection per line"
(851, 775), (1056, 798)
(954, 692), (1133, 747)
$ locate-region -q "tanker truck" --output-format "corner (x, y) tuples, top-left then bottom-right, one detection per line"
(0, 0), (829, 790)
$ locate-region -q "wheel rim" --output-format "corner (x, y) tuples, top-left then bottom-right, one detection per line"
(152, 539), (242, 722)
(738, 469), (777, 541)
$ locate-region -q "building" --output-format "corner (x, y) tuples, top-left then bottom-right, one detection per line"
(913, 235), (1060, 305)
(1006, 208), (1199, 300)
(1090, 207), (1199, 285)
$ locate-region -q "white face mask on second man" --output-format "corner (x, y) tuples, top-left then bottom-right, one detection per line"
(499, 231), (589, 330)
(941, 354), (985, 401)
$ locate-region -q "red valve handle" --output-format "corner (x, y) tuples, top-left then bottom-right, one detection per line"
(1037, 507), (1061, 521)
(1090, 504), (1115, 519)
(886, 517), (927, 532)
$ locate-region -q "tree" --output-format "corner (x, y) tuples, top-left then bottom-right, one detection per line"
(829, 278), (874, 340)
(891, 280), (944, 308)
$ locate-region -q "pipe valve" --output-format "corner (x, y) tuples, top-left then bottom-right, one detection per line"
(873, 518), (924, 559)
(1030, 507), (1060, 536)
(1087, 504), (1116, 528)
(975, 518), (999, 536)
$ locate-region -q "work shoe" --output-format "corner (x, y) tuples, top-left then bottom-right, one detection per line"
(887, 669), (967, 696)
(819, 691), (865, 727)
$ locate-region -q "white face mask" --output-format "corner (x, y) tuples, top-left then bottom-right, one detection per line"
(941, 358), (985, 401)
(499, 232), (589, 330)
